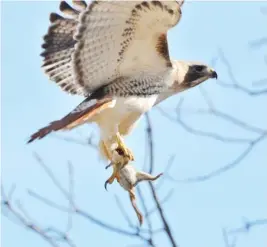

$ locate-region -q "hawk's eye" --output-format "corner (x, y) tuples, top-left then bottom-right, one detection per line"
(194, 65), (205, 72)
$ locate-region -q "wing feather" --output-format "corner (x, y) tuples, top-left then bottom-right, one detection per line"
(41, 1), (184, 96)
(41, 3), (86, 95)
(73, 0), (184, 92)
(72, 0), (87, 10)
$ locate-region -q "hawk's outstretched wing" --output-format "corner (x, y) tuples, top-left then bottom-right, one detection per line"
(42, 0), (184, 96)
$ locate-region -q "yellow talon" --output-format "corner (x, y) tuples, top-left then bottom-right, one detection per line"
(104, 163), (121, 190)
(104, 133), (134, 189)
(115, 133), (134, 161)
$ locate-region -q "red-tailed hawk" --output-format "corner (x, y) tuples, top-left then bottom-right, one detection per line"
(28, 0), (217, 186)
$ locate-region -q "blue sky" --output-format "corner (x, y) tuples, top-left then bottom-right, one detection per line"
(2, 1), (267, 247)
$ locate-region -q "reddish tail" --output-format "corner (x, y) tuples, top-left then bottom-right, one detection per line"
(27, 98), (113, 143)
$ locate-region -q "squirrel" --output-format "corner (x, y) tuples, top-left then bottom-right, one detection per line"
(105, 156), (162, 225)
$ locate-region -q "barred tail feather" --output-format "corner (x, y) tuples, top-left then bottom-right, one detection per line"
(27, 98), (115, 143)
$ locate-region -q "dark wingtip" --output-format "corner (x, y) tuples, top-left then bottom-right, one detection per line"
(60, 1), (79, 15)
(40, 51), (47, 57)
(59, 1), (70, 12)
(50, 12), (64, 23)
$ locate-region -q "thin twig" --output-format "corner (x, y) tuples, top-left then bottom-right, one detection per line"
(136, 187), (155, 247)
(145, 189), (174, 218)
(33, 153), (71, 203)
(66, 161), (74, 234)
(28, 157), (150, 242)
(1, 186), (64, 247)
(157, 107), (253, 144)
(166, 132), (266, 182)
(145, 115), (178, 247)
(114, 195), (135, 228)
(51, 134), (98, 149)
(148, 183), (177, 247)
(228, 218), (267, 235)
(199, 86), (265, 134)
(145, 113), (154, 174)
(217, 49), (267, 96)
(156, 155), (176, 190)
(28, 190), (70, 212)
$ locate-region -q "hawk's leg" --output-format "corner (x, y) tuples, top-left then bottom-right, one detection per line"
(114, 133), (134, 162)
(99, 141), (113, 161)
(104, 163), (121, 190)
(99, 134), (134, 162)
(104, 133), (134, 189)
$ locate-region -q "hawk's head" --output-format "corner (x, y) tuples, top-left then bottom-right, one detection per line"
(171, 60), (217, 92)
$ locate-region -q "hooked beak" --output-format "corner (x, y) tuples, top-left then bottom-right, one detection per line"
(209, 69), (218, 79)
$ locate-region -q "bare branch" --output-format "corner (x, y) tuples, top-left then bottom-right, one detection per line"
(148, 183), (177, 247)
(145, 113), (155, 174)
(156, 155), (176, 190)
(66, 162), (74, 234)
(223, 218), (267, 247)
(252, 78), (267, 87)
(28, 190), (70, 213)
(145, 189), (174, 218)
(222, 228), (232, 247)
(1, 185), (74, 247)
(136, 187), (155, 247)
(228, 218), (267, 235)
(198, 86), (265, 134)
(166, 132), (266, 183)
(217, 79), (267, 96)
(144, 114), (178, 247)
(27, 157), (151, 242)
(51, 134), (98, 149)
(222, 228), (237, 247)
(217, 49), (267, 96)
(33, 153), (71, 203)
(249, 37), (267, 49)
(114, 195), (135, 228)
(16, 200), (38, 224)
(157, 107), (253, 144)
